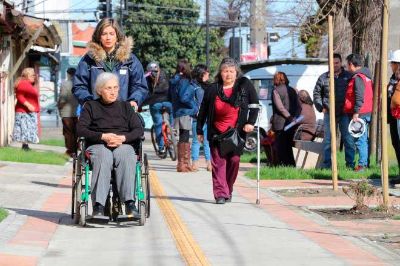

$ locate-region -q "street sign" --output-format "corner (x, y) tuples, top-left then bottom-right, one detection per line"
(269, 32), (280, 42)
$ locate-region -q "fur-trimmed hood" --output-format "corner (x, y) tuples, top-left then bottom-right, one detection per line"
(86, 36), (134, 63)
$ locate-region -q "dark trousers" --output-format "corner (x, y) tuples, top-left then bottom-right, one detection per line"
(273, 129), (296, 166)
(62, 117), (78, 156)
(210, 146), (240, 199)
(390, 119), (400, 174)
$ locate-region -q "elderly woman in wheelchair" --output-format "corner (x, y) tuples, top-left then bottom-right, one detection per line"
(76, 72), (144, 219)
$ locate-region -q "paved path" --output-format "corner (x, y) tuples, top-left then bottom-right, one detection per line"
(0, 138), (400, 265)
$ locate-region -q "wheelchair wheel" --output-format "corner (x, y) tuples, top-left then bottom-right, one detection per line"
(138, 201), (146, 226)
(71, 156), (77, 219)
(73, 158), (83, 224)
(165, 124), (177, 161)
(143, 153), (150, 218)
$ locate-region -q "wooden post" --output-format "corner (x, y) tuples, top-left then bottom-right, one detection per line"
(370, 61), (380, 161)
(328, 15), (338, 191)
(380, 0), (390, 208)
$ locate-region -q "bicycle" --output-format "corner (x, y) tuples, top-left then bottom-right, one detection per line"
(150, 106), (177, 161)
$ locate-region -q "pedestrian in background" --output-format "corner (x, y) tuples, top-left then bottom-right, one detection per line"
(343, 53), (373, 172)
(169, 59), (198, 172)
(191, 64), (212, 171)
(58, 67), (79, 157)
(387, 50), (400, 184)
(197, 58), (258, 204)
(12, 67), (39, 151)
(313, 53), (353, 169)
(270, 72), (301, 166)
(297, 90), (316, 141)
(73, 18), (148, 108)
(144, 61), (173, 157)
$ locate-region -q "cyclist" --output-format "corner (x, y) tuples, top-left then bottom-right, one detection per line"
(144, 62), (173, 156)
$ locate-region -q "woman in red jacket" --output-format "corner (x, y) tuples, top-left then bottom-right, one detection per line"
(12, 68), (40, 150)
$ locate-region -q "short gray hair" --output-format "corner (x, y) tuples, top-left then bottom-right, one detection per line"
(95, 72), (119, 95)
(215, 57), (242, 83)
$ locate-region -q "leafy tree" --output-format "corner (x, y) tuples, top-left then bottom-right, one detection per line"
(124, 0), (225, 75)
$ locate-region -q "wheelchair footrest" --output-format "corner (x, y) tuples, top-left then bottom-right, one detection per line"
(87, 215), (110, 224)
(117, 214), (140, 222)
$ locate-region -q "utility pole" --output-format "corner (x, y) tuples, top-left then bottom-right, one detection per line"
(328, 15), (338, 191)
(120, 0), (123, 30)
(380, 0), (390, 208)
(250, 0), (267, 59)
(206, 0), (210, 68)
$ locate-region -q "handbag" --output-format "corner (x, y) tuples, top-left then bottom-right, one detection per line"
(214, 127), (245, 156)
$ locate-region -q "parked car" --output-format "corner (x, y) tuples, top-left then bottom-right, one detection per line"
(40, 102), (61, 128)
(244, 64), (328, 152)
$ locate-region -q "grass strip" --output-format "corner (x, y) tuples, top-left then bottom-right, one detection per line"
(243, 151), (399, 180)
(39, 138), (65, 147)
(0, 147), (68, 165)
(0, 208), (8, 222)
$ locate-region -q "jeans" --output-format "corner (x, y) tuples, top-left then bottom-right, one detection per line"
(191, 120), (211, 161)
(322, 113), (355, 168)
(150, 102), (173, 150)
(352, 114), (371, 167)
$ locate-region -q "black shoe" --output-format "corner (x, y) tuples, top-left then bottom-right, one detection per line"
(22, 143), (30, 151)
(125, 200), (138, 217)
(92, 203), (105, 216)
(225, 196), (232, 203)
(216, 198), (226, 204)
(158, 147), (166, 156)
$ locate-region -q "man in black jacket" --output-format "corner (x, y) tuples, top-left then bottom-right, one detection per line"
(313, 53), (354, 168)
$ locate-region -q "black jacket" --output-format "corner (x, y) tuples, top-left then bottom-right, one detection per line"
(313, 68), (352, 116)
(196, 77), (259, 145)
(143, 70), (170, 105)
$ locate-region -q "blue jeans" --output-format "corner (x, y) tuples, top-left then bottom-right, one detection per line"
(353, 114), (371, 167)
(150, 102), (173, 150)
(322, 113), (355, 168)
(191, 120), (211, 161)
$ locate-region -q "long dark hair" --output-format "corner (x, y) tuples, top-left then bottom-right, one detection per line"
(175, 58), (192, 79)
(192, 64), (208, 83)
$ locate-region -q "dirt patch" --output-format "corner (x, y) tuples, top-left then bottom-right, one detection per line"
(275, 188), (346, 197)
(312, 207), (400, 221)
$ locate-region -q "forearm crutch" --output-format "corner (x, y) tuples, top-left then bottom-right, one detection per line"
(248, 104), (262, 205)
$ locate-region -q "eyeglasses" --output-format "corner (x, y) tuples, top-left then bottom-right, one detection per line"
(103, 87), (119, 92)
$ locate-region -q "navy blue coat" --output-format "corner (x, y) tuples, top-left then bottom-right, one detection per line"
(73, 37), (148, 106)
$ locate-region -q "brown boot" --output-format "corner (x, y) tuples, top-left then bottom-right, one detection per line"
(177, 142), (187, 172)
(192, 160), (199, 171)
(184, 142), (193, 171)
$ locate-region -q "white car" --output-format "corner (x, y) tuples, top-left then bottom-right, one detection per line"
(244, 64), (328, 152)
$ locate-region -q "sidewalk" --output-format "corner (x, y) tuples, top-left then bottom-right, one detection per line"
(0, 141), (399, 265)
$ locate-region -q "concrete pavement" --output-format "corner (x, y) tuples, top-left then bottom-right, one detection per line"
(0, 137), (400, 265)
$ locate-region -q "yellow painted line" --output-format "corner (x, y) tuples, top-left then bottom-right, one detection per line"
(149, 170), (210, 266)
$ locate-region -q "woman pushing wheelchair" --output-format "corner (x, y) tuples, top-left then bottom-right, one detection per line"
(77, 72), (144, 218)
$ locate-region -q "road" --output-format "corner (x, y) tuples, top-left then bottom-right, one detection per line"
(0, 135), (399, 265)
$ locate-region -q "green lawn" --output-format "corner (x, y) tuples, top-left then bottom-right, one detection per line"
(0, 147), (69, 165)
(244, 151), (399, 180)
(39, 138), (65, 147)
(0, 208), (8, 223)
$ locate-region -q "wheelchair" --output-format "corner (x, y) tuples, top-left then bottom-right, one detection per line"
(71, 136), (150, 226)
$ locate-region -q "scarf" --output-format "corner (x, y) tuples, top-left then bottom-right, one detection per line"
(216, 79), (244, 107)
